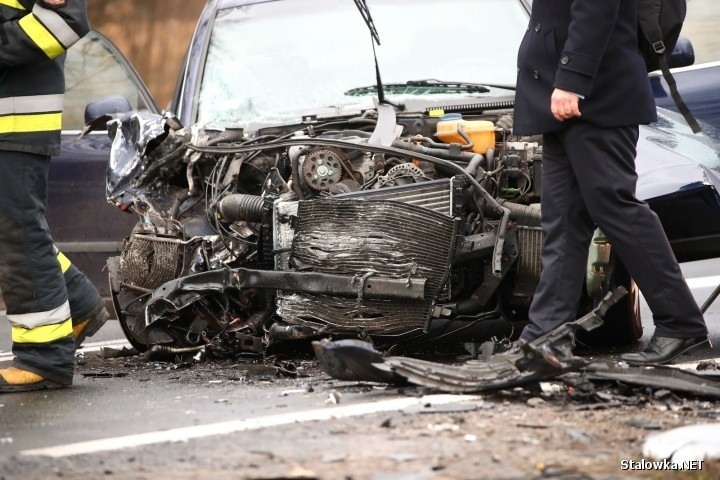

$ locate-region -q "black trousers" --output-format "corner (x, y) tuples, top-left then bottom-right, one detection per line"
(520, 123), (707, 342)
(0, 150), (101, 384)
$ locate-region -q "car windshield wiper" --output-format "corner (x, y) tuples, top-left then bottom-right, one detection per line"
(344, 79), (491, 97)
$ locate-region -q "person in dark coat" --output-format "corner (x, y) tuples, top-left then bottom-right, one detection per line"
(513, 0), (710, 364)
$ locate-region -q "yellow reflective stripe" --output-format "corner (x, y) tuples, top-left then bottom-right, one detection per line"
(0, 0), (26, 10)
(12, 318), (72, 344)
(57, 251), (72, 273)
(18, 13), (65, 59)
(0, 113), (62, 133)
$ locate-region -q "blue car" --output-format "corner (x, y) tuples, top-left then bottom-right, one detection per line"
(650, 0), (720, 133)
(87, 0), (720, 353)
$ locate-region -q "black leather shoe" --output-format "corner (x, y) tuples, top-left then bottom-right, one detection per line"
(620, 336), (711, 365)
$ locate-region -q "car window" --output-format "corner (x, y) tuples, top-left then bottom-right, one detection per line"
(681, 0), (720, 64)
(63, 32), (152, 131)
(197, 0), (528, 129)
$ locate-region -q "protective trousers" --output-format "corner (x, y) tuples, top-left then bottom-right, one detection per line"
(0, 150), (100, 385)
(521, 123), (708, 342)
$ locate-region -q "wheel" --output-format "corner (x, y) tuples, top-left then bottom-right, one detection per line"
(576, 256), (643, 347)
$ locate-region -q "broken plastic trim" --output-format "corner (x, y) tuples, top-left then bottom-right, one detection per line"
(315, 288), (628, 392)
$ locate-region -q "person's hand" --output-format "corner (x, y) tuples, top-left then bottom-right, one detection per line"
(42, 0), (66, 7)
(551, 88), (581, 122)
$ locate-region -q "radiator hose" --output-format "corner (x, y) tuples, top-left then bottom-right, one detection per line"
(217, 194), (264, 223)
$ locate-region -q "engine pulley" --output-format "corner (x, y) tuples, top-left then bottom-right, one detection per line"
(302, 146), (345, 191)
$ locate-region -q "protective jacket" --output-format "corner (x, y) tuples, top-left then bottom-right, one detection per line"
(0, 0), (90, 155)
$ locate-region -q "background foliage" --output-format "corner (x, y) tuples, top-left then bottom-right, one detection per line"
(87, 0), (207, 109)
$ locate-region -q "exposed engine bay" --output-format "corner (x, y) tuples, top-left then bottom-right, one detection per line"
(105, 104), (633, 358)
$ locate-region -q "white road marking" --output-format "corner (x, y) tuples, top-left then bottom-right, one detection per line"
(20, 394), (482, 458)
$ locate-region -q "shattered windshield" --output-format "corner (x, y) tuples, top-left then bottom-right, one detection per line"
(197, 0), (528, 129)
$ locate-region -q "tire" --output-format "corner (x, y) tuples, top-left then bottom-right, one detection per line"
(576, 256), (643, 347)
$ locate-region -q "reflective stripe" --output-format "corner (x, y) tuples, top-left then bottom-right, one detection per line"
(32, 3), (81, 48)
(0, 113), (62, 133)
(0, 95), (64, 116)
(0, 0), (25, 9)
(7, 300), (71, 329)
(19, 13), (65, 59)
(12, 318), (73, 344)
(57, 251), (72, 273)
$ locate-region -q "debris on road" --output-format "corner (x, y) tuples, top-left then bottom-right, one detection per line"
(313, 288), (720, 404)
(99, 346), (141, 358)
(80, 371), (128, 378)
(643, 423), (720, 462)
(325, 391), (342, 405)
(622, 419), (664, 430)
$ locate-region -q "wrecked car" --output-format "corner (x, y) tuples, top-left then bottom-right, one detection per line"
(101, 0), (720, 359)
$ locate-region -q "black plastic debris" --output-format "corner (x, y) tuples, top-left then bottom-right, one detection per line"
(696, 359), (719, 371)
(236, 364), (279, 377)
(273, 361), (299, 377)
(313, 287), (720, 400)
(312, 338), (407, 384)
(623, 419), (664, 430)
(316, 288), (627, 392)
(99, 346), (141, 359)
(80, 371), (128, 378)
(584, 363), (720, 397)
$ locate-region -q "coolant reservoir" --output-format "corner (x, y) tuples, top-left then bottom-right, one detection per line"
(436, 113), (495, 154)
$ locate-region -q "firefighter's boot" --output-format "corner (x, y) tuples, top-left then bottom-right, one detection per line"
(0, 367), (68, 393)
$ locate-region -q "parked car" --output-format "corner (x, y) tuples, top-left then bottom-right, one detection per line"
(48, 30), (159, 297)
(97, 0), (720, 357)
(650, 0), (720, 132)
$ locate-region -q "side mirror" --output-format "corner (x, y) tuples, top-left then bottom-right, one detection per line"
(84, 95), (133, 129)
(668, 36), (695, 69)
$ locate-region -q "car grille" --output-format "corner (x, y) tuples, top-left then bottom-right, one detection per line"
(277, 198), (458, 335)
(118, 234), (184, 292)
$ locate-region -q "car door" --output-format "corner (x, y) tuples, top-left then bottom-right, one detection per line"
(650, 0), (720, 131)
(47, 30), (159, 296)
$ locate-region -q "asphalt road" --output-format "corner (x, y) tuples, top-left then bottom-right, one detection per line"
(1, 258), (719, 476)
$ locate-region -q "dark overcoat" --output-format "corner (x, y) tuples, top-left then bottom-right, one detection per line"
(513, 0), (657, 135)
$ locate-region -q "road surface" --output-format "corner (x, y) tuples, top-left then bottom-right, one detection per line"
(1, 259), (719, 479)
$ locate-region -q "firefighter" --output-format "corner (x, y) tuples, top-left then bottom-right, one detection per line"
(0, 0), (108, 392)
